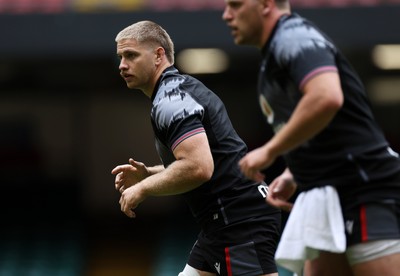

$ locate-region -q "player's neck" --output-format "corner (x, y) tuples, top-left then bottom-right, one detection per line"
(260, 10), (291, 49)
(144, 62), (172, 99)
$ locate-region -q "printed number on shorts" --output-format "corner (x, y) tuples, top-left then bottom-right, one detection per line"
(258, 185), (269, 198)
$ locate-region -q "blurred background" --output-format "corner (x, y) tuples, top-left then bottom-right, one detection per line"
(0, 0), (400, 275)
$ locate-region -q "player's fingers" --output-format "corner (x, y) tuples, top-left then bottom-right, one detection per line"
(120, 196), (129, 215)
(111, 164), (130, 175)
(266, 193), (279, 205)
(129, 209), (136, 218)
(266, 198), (283, 210)
(267, 181), (278, 195)
(115, 183), (123, 191)
(115, 172), (124, 190)
(119, 191), (137, 218)
(267, 196), (292, 212)
(122, 204), (136, 218)
(129, 158), (144, 168)
(242, 166), (264, 182)
(238, 158), (259, 181)
(111, 166), (122, 174)
(277, 201), (293, 212)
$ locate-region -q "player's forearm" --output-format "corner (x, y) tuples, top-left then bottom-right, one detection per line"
(266, 91), (341, 157)
(147, 165), (165, 176)
(266, 72), (343, 157)
(266, 113), (333, 157)
(138, 159), (211, 197)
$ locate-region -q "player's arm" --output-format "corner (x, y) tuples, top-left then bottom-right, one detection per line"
(146, 164), (165, 175)
(266, 71), (343, 156)
(111, 158), (165, 193)
(240, 71), (343, 181)
(119, 132), (214, 217)
(139, 132), (214, 195)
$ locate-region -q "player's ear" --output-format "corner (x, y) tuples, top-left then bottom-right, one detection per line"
(261, 0), (273, 15)
(155, 47), (165, 64)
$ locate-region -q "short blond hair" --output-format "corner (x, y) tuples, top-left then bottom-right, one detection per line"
(115, 20), (175, 64)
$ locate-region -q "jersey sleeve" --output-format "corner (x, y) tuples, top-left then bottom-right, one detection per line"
(274, 24), (338, 90)
(152, 90), (205, 151)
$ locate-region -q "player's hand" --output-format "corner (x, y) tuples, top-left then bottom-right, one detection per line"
(239, 145), (275, 182)
(267, 171), (296, 212)
(111, 158), (149, 193)
(119, 184), (146, 218)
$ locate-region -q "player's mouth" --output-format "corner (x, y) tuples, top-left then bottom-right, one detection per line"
(121, 73), (133, 81)
(229, 26), (238, 37)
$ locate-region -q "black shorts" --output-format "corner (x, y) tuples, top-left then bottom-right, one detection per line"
(342, 198), (400, 247)
(187, 213), (281, 276)
(334, 172), (400, 247)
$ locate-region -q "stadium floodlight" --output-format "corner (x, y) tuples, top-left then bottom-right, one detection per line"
(372, 44), (400, 70)
(176, 48), (229, 74)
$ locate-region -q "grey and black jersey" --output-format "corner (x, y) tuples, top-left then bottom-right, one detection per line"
(258, 13), (400, 191)
(151, 66), (278, 229)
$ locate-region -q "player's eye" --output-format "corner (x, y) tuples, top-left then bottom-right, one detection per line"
(229, 1), (241, 9)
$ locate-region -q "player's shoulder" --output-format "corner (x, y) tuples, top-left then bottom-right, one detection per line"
(277, 14), (320, 39)
(151, 76), (204, 128)
(271, 14), (334, 62)
(154, 74), (185, 100)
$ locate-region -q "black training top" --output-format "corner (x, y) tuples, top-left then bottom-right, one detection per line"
(258, 13), (400, 190)
(151, 66), (279, 230)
